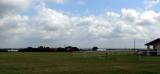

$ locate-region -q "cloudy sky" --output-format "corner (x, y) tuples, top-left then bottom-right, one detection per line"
(0, 0), (160, 48)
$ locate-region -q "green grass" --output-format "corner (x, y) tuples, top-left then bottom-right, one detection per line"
(0, 52), (160, 74)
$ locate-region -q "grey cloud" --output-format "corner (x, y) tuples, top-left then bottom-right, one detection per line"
(0, 0), (31, 16)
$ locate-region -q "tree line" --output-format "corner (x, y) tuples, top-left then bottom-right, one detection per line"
(0, 46), (99, 52)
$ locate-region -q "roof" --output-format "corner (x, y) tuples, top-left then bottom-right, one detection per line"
(145, 38), (160, 45)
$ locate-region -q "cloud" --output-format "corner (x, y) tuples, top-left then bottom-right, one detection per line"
(0, 0), (31, 16)
(77, 0), (86, 5)
(47, 0), (65, 4)
(1, 1), (160, 48)
(0, 14), (29, 43)
(30, 3), (73, 40)
(71, 8), (160, 40)
(144, 0), (160, 9)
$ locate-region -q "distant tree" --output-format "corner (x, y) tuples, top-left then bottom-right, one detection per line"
(38, 46), (44, 49)
(0, 49), (8, 52)
(72, 47), (80, 51)
(27, 47), (33, 49)
(65, 46), (80, 52)
(45, 47), (50, 49)
(57, 47), (66, 52)
(92, 46), (98, 51)
(27, 47), (33, 51)
(65, 46), (72, 52)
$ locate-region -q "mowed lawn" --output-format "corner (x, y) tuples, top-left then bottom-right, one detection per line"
(0, 52), (160, 74)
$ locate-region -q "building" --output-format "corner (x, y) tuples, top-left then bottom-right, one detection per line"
(144, 38), (160, 56)
(145, 38), (160, 50)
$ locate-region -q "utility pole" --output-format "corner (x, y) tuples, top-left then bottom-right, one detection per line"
(134, 39), (136, 50)
(64, 44), (66, 48)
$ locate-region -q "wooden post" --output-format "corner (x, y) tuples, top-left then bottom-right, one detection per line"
(147, 45), (150, 56)
(153, 45), (157, 56)
(153, 45), (156, 50)
(147, 45), (150, 50)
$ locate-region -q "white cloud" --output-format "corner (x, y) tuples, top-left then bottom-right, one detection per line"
(106, 12), (120, 18)
(1, 1), (160, 48)
(75, 8), (160, 40)
(29, 3), (73, 40)
(144, 0), (160, 9)
(47, 0), (65, 4)
(0, 14), (29, 42)
(0, 0), (31, 16)
(77, 0), (86, 5)
(121, 8), (139, 22)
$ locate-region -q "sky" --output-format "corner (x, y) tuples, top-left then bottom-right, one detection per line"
(0, 0), (160, 48)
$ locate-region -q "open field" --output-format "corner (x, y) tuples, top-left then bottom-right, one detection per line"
(0, 52), (160, 74)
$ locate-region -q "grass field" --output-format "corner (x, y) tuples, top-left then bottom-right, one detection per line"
(0, 52), (160, 74)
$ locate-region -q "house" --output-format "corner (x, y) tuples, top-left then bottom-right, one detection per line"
(145, 38), (160, 50)
(144, 38), (160, 56)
